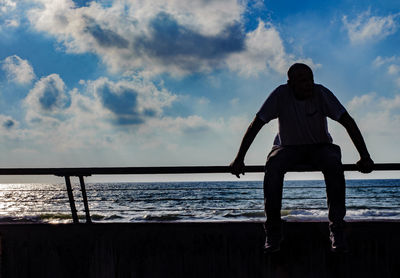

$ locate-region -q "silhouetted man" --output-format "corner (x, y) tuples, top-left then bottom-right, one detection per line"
(230, 63), (374, 253)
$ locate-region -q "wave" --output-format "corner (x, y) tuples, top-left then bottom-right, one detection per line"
(103, 214), (123, 220)
(222, 211), (265, 218)
(140, 214), (183, 221)
(0, 179), (399, 222)
(346, 209), (400, 218)
(0, 215), (42, 223)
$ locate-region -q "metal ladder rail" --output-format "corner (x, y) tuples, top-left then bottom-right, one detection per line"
(62, 175), (92, 224)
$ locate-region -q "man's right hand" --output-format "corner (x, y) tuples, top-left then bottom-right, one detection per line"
(356, 156), (374, 173)
(230, 159), (245, 178)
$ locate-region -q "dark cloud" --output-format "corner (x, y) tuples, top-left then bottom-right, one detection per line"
(38, 78), (68, 111)
(96, 82), (155, 125)
(134, 12), (246, 70)
(143, 109), (156, 117)
(25, 74), (69, 116)
(84, 17), (129, 49)
(3, 119), (15, 129)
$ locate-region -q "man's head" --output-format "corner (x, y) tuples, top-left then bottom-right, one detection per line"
(287, 63), (314, 100)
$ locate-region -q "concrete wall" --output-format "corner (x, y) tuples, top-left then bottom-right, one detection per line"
(0, 221), (399, 278)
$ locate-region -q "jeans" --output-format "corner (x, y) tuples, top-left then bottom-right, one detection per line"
(263, 143), (346, 227)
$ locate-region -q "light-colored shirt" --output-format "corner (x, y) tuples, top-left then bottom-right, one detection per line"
(256, 84), (346, 146)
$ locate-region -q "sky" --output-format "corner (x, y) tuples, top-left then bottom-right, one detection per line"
(0, 0), (400, 182)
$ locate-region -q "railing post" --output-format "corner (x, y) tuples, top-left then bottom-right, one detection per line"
(64, 176), (79, 224)
(79, 176), (92, 224)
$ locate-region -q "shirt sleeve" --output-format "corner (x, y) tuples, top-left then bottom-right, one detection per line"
(319, 85), (347, 121)
(256, 86), (280, 123)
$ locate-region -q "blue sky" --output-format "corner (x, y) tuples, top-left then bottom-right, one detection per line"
(0, 0), (400, 181)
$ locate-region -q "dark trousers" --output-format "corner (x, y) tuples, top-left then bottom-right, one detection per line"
(263, 143), (346, 227)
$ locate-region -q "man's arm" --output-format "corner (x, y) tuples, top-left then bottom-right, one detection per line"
(337, 112), (374, 173)
(230, 116), (266, 178)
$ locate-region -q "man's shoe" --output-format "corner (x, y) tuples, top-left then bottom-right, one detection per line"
(329, 223), (348, 253)
(263, 221), (283, 254)
(263, 238), (281, 253)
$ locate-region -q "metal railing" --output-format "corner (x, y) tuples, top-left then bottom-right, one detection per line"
(0, 163), (399, 224)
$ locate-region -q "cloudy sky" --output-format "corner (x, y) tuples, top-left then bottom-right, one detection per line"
(0, 0), (399, 181)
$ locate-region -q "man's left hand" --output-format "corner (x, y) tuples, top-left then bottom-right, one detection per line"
(230, 159), (245, 178)
(356, 156), (374, 173)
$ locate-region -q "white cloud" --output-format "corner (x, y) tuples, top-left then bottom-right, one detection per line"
(226, 21), (285, 75)
(378, 95), (400, 111)
(27, 0), (313, 77)
(388, 64), (400, 75)
(342, 10), (399, 44)
(230, 98), (239, 107)
(0, 70), (267, 167)
(372, 56), (393, 67)
(4, 19), (19, 27)
(0, 114), (27, 144)
(22, 74), (71, 138)
(373, 55), (400, 88)
(0, 0), (16, 14)
(134, 0), (244, 36)
(24, 73), (177, 128)
(25, 73), (68, 116)
(328, 93), (400, 163)
(226, 115), (249, 133)
(142, 115), (219, 135)
(20, 73), (181, 151)
(197, 97), (210, 105)
(11, 71), (253, 165)
(0, 0), (28, 33)
(27, 0), (246, 76)
(346, 93), (400, 141)
(347, 92), (377, 111)
(373, 56), (399, 69)
(226, 20), (317, 76)
(87, 76), (176, 125)
(2, 55), (35, 84)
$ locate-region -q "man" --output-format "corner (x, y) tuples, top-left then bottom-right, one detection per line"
(230, 63), (374, 253)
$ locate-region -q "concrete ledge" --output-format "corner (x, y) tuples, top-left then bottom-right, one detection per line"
(0, 221), (399, 278)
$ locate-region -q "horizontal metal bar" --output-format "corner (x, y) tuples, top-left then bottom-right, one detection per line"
(0, 163), (399, 176)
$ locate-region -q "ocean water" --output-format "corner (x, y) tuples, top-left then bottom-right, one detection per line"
(0, 179), (399, 223)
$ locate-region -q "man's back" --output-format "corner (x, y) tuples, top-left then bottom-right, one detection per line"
(256, 84), (346, 146)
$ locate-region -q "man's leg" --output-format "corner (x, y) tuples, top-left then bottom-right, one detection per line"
(263, 145), (304, 252)
(310, 144), (346, 224)
(310, 144), (347, 252)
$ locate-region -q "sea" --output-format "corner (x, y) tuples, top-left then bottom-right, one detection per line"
(0, 179), (399, 223)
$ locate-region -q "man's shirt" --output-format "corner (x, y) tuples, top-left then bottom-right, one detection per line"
(256, 84), (346, 146)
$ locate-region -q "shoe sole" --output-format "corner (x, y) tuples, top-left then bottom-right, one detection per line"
(330, 247), (349, 254)
(263, 246), (280, 254)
